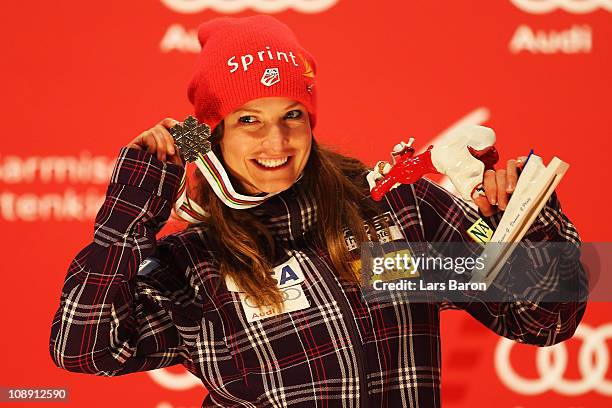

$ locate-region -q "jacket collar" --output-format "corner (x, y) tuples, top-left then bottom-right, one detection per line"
(248, 176), (318, 246)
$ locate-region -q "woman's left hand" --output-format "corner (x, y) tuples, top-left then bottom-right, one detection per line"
(474, 156), (528, 217)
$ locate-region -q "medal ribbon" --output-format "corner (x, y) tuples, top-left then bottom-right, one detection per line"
(173, 150), (302, 223)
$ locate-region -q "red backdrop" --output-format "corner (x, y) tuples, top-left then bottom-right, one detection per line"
(1, 1), (610, 407)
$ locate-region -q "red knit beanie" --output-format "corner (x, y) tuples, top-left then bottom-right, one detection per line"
(187, 15), (318, 132)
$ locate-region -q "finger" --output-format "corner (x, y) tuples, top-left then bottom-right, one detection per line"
(162, 129), (177, 156)
(496, 169), (508, 210)
(131, 131), (150, 150)
(506, 160), (518, 193)
(126, 141), (142, 151)
(474, 194), (496, 217)
(516, 155), (528, 169)
(155, 128), (170, 162)
(168, 152), (184, 167)
(141, 132), (157, 155)
(158, 117), (179, 129)
(483, 169), (497, 205)
(158, 118), (178, 127)
(151, 128), (168, 162)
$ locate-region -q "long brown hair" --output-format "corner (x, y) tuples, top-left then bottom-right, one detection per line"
(186, 122), (386, 311)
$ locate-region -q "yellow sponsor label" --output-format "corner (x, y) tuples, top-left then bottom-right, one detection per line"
(352, 248), (421, 285)
(467, 218), (494, 244)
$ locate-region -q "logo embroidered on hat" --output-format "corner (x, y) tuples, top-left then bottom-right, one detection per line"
(227, 47), (299, 73)
(261, 68), (280, 86)
(298, 53), (315, 78)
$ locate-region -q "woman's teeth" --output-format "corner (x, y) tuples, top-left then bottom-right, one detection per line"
(254, 157), (289, 168)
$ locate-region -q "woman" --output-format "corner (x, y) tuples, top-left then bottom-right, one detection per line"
(49, 15), (587, 407)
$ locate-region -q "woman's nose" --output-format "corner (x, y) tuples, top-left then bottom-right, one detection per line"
(261, 125), (289, 152)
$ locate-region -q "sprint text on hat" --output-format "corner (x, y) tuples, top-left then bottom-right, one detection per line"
(228, 46), (299, 73)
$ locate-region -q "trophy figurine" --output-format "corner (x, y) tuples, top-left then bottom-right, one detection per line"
(369, 125), (499, 202)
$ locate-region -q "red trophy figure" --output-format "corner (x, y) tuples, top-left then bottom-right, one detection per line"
(369, 125), (499, 202)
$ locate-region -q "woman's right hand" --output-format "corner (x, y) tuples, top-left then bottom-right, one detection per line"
(126, 118), (184, 167)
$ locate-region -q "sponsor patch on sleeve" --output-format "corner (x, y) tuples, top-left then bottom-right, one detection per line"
(467, 218), (494, 244)
(137, 257), (161, 276)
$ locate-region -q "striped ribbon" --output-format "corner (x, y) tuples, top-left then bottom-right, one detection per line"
(173, 150), (301, 223)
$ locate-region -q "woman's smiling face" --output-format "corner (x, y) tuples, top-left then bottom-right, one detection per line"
(219, 97), (312, 195)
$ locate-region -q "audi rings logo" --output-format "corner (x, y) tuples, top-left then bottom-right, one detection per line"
(511, 0), (612, 14)
(244, 286), (302, 308)
(161, 0), (339, 14)
(495, 323), (612, 395)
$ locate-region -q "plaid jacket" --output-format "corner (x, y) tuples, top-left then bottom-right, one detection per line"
(49, 147), (588, 407)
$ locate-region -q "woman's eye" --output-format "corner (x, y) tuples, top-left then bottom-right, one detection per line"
(285, 110), (303, 119)
(238, 115), (257, 124)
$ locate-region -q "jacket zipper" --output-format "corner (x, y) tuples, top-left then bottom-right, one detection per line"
(306, 245), (369, 408)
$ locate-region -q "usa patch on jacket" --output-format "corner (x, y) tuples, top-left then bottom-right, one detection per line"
(225, 255), (311, 322)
